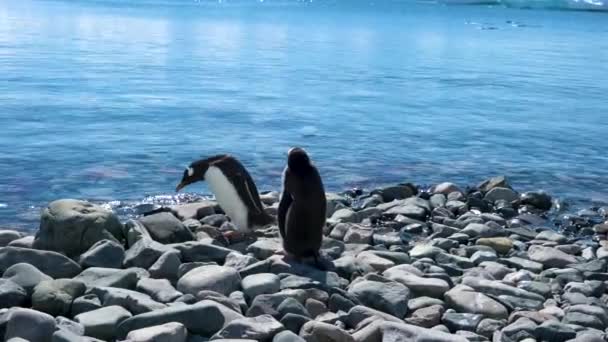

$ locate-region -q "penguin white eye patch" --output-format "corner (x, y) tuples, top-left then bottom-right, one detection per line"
(187, 167), (194, 177)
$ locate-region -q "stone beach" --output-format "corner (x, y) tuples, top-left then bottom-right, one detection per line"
(0, 176), (608, 341)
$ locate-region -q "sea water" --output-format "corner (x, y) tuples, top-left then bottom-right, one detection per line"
(1, 0), (607, 230)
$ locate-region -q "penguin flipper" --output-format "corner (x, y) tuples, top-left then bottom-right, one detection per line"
(277, 192), (292, 239)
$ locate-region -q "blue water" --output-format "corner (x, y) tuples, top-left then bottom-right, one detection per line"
(1, 0), (607, 231)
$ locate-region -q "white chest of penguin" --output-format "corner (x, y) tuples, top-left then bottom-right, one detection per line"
(204, 166), (249, 231)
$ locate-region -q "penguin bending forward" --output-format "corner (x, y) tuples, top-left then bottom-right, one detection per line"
(176, 155), (274, 237)
(278, 147), (326, 266)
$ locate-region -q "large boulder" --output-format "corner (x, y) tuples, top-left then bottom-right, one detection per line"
(0, 230), (23, 247)
(33, 199), (124, 257)
(138, 212), (194, 244)
(74, 305), (132, 340)
(3, 263), (52, 295)
(0, 279), (27, 308)
(0, 247), (81, 278)
(31, 279), (86, 316)
(5, 308), (56, 342)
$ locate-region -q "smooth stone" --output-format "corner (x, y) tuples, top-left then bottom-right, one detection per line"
(520, 191), (552, 211)
(562, 304), (608, 330)
(445, 286), (508, 319)
(461, 277), (544, 302)
(5, 308), (56, 342)
(73, 267), (141, 289)
(345, 305), (404, 327)
(536, 230), (567, 243)
(299, 321), (354, 342)
(435, 252), (474, 269)
(280, 313), (311, 334)
(117, 300), (243, 338)
(535, 320), (576, 342)
(386, 205), (427, 221)
(0, 231), (22, 247)
(3, 263), (52, 295)
(476, 238), (513, 255)
(125, 322), (188, 342)
(409, 244), (443, 259)
(476, 318), (506, 339)
(7, 236), (34, 248)
(197, 290), (243, 314)
(343, 226), (373, 245)
(0, 279), (27, 308)
(78, 239), (125, 269)
(518, 281), (551, 298)
(211, 314), (285, 340)
(31, 279), (86, 316)
(170, 241), (233, 263)
(55, 316), (85, 336)
(383, 265), (449, 298)
(378, 322), (469, 342)
(442, 312), (483, 332)
(484, 187), (518, 203)
(432, 182), (462, 195)
(273, 330), (306, 342)
(500, 257), (544, 273)
(247, 239), (281, 260)
(527, 245), (578, 269)
(500, 317), (538, 341)
(124, 238), (173, 269)
(278, 297), (310, 318)
(139, 212), (194, 244)
(348, 280), (409, 318)
(149, 249), (181, 280)
(0, 247), (81, 278)
(177, 265), (241, 296)
(90, 286), (166, 314)
(33, 199), (123, 258)
(241, 273), (281, 300)
(169, 201), (216, 221)
(304, 298), (327, 318)
(329, 294), (356, 313)
(224, 252), (258, 270)
(247, 292), (307, 319)
(74, 305), (132, 340)
(355, 252), (395, 273)
(461, 223), (503, 239)
(71, 294), (102, 317)
(405, 304), (445, 328)
(407, 297), (445, 312)
(471, 250), (498, 265)
(136, 278), (183, 303)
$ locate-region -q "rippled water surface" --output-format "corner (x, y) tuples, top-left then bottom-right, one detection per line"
(1, 0), (607, 231)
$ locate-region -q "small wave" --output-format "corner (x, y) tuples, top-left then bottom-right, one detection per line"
(442, 0), (608, 10)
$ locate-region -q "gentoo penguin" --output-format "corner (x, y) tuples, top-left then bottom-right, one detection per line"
(278, 147), (326, 264)
(176, 154), (274, 235)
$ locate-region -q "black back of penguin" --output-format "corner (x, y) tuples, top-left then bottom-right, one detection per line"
(278, 147), (326, 258)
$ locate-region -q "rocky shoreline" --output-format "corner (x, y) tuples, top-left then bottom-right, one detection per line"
(0, 175), (608, 342)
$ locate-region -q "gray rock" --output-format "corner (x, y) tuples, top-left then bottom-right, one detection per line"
(562, 304), (608, 330)
(407, 297), (445, 312)
(0, 279), (27, 308)
(444, 286), (508, 319)
(78, 239), (125, 269)
(383, 265), (449, 298)
(124, 238), (173, 269)
(386, 205), (427, 221)
(484, 187), (518, 203)
(280, 313), (311, 334)
(435, 252), (474, 269)
(7, 236), (34, 248)
(247, 239), (281, 260)
(169, 201), (216, 221)
(500, 317), (538, 341)
(461, 223), (503, 238)
(343, 226), (373, 245)
(33, 199), (123, 258)
(277, 297), (310, 318)
(117, 300), (243, 338)
(527, 245), (578, 269)
(304, 298), (327, 318)
(212, 314), (284, 340)
(125, 322), (188, 342)
(476, 318), (506, 339)
(0, 230), (22, 247)
(461, 277), (544, 302)
(31, 279), (86, 316)
(177, 265), (241, 296)
(149, 249), (181, 280)
(170, 241), (233, 263)
(345, 305), (403, 327)
(471, 251), (497, 265)
(535, 230), (567, 243)
(178, 262), (216, 279)
(500, 257), (543, 273)
(5, 308), (56, 342)
(379, 322), (469, 342)
(247, 292), (306, 319)
(0, 247), (81, 278)
(355, 251), (395, 273)
(74, 305), (132, 340)
(536, 320), (576, 342)
(197, 290), (243, 313)
(241, 273), (281, 300)
(442, 312), (483, 332)
(3, 263), (52, 294)
(409, 244), (443, 259)
(136, 278), (183, 303)
(432, 182), (462, 195)
(405, 304), (445, 328)
(299, 321), (353, 342)
(123, 219), (152, 248)
(273, 330), (305, 342)
(55, 316), (85, 336)
(224, 252), (258, 270)
(90, 286), (166, 314)
(200, 214), (228, 227)
(520, 191), (552, 211)
(71, 294), (102, 317)
(348, 280), (409, 318)
(139, 212), (194, 244)
(73, 267), (143, 289)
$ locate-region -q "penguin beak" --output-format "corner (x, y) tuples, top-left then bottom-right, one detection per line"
(176, 182), (186, 192)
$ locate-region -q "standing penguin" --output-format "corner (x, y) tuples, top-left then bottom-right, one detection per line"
(278, 147), (326, 264)
(176, 154), (274, 236)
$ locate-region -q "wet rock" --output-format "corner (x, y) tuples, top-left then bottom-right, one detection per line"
(177, 265), (241, 296)
(409, 244), (443, 259)
(125, 322), (188, 342)
(241, 273), (281, 301)
(500, 317), (538, 341)
(149, 249), (181, 280)
(73, 267), (140, 289)
(33, 199), (123, 258)
(247, 292), (306, 318)
(484, 187), (518, 203)
(3, 263), (52, 295)
(527, 245), (578, 269)
(74, 305), (132, 340)
(5, 308), (56, 342)
(136, 278), (182, 303)
(55, 316), (85, 336)
(212, 314), (285, 340)
(444, 286), (508, 319)
(31, 279), (86, 316)
(117, 300), (243, 338)
(0, 247), (81, 278)
(78, 239), (125, 269)
(520, 191), (552, 211)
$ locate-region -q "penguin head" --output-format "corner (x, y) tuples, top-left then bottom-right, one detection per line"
(287, 147), (312, 171)
(176, 159), (209, 192)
